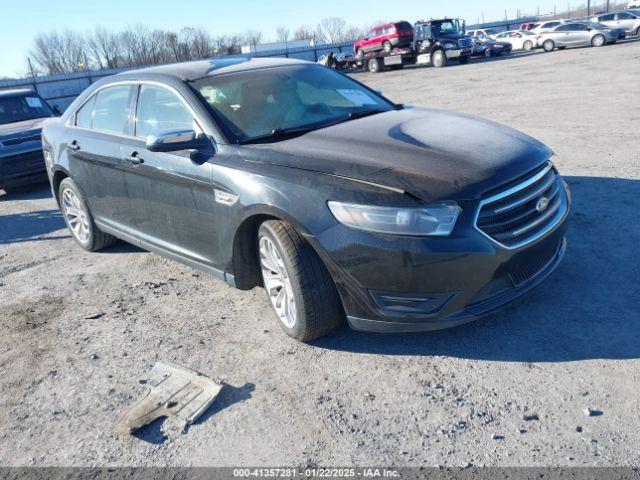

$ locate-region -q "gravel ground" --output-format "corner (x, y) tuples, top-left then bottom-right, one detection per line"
(1, 40), (639, 468)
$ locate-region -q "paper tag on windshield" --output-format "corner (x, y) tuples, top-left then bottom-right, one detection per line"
(25, 97), (43, 108)
(336, 89), (377, 106)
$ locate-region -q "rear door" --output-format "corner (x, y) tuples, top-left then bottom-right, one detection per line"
(552, 24), (576, 45)
(597, 13), (616, 28)
(66, 84), (136, 229)
(119, 83), (221, 266)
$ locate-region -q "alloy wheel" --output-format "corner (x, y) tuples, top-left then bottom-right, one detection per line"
(259, 236), (297, 329)
(61, 188), (90, 243)
(592, 35), (605, 47)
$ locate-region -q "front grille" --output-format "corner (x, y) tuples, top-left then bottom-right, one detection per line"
(1, 134), (41, 147)
(458, 37), (474, 49)
(508, 241), (561, 287)
(476, 162), (567, 248)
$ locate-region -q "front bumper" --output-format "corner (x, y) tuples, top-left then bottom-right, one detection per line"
(313, 184), (570, 333)
(0, 149), (47, 189)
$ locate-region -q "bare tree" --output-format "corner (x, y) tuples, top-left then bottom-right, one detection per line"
(212, 34), (242, 56)
(242, 29), (264, 48)
(87, 27), (123, 69)
(316, 17), (347, 43)
(30, 30), (86, 75)
(292, 24), (315, 41)
(276, 26), (290, 43)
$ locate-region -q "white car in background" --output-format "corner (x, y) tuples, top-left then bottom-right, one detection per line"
(466, 28), (499, 40)
(628, 0), (640, 8)
(494, 30), (539, 50)
(530, 20), (565, 34)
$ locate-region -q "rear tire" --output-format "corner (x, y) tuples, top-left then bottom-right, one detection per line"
(382, 41), (392, 53)
(431, 49), (446, 68)
(543, 40), (555, 52)
(58, 177), (116, 252)
(367, 58), (382, 73)
(258, 220), (344, 342)
(592, 34), (605, 47)
(523, 40), (534, 50)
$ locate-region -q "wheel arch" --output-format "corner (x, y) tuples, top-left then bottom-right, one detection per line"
(231, 205), (316, 290)
(51, 167), (71, 205)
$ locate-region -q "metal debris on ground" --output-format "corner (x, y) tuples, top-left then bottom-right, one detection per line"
(116, 361), (222, 435)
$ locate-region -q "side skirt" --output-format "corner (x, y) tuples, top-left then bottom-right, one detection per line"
(94, 220), (237, 288)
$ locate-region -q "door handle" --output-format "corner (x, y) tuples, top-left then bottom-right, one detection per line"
(123, 152), (144, 165)
(69, 140), (81, 151)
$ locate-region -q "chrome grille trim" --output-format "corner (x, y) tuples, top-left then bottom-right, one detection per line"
(474, 162), (568, 250)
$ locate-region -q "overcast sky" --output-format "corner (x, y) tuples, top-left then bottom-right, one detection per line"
(1, 0), (595, 77)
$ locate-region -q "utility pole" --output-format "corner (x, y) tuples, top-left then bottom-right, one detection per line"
(587, 0), (591, 16)
(606, 0), (610, 12)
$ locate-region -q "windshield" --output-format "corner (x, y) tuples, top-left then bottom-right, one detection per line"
(194, 65), (394, 143)
(0, 94), (54, 125)
(431, 20), (460, 36)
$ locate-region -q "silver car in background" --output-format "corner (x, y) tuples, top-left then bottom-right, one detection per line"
(592, 11), (640, 36)
(539, 22), (617, 51)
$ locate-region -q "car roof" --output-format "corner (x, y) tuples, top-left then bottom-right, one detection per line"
(115, 57), (310, 82)
(0, 88), (36, 97)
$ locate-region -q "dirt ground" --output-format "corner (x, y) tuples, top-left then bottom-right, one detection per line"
(1, 40), (639, 468)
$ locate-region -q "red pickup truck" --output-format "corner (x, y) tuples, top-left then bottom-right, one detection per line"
(355, 21), (414, 56)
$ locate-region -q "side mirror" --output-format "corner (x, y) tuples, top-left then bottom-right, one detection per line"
(146, 130), (211, 153)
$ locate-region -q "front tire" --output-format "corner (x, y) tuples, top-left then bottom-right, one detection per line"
(592, 34), (605, 47)
(58, 177), (116, 252)
(431, 49), (447, 68)
(382, 41), (392, 53)
(258, 220), (344, 342)
(543, 40), (555, 52)
(523, 40), (534, 51)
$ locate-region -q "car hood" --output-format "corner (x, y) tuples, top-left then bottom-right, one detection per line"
(0, 118), (47, 139)
(241, 107), (553, 202)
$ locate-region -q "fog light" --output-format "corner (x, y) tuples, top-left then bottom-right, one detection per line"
(371, 291), (455, 315)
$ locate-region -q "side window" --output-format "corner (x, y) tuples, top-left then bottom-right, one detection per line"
(616, 13), (633, 20)
(384, 26), (394, 35)
(135, 85), (196, 138)
(75, 95), (95, 128)
(556, 24), (573, 31)
(600, 14), (615, 21)
(92, 85), (133, 134)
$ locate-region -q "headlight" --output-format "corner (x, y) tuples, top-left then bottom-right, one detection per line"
(444, 42), (458, 49)
(327, 201), (461, 237)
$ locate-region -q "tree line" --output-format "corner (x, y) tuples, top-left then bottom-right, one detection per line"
(27, 17), (367, 76)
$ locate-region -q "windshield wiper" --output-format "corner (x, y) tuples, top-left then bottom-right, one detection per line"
(240, 124), (322, 145)
(239, 109), (388, 145)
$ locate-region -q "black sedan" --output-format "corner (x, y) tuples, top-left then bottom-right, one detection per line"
(472, 38), (513, 57)
(42, 58), (570, 341)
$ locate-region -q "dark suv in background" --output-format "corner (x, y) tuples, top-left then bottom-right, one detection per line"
(0, 89), (58, 193)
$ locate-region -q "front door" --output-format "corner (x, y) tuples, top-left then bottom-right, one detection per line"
(121, 84), (221, 267)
